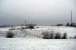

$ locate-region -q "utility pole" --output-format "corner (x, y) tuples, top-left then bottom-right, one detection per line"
(30, 17), (32, 24)
(24, 16), (26, 26)
(25, 17), (26, 25)
(70, 10), (72, 26)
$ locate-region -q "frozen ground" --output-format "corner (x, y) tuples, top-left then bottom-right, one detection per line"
(0, 26), (76, 38)
(0, 26), (76, 50)
(0, 39), (76, 50)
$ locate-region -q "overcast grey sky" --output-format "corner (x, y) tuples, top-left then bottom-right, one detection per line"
(0, 0), (76, 25)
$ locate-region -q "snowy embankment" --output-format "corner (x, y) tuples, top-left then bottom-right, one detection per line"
(0, 39), (76, 50)
(0, 26), (76, 38)
(33, 26), (76, 38)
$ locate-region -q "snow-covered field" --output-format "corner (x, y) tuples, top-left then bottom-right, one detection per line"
(0, 39), (76, 50)
(0, 26), (76, 50)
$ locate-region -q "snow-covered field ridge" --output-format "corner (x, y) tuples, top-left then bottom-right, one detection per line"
(0, 26), (76, 38)
(0, 39), (76, 50)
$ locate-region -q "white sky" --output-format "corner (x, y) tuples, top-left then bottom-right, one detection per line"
(0, 0), (76, 25)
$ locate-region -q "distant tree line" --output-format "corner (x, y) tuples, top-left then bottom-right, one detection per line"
(66, 22), (76, 27)
(56, 22), (76, 27)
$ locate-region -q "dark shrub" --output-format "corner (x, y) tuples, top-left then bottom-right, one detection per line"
(62, 33), (67, 39)
(55, 33), (61, 39)
(28, 25), (34, 29)
(48, 33), (54, 39)
(6, 31), (14, 38)
(42, 31), (49, 39)
(42, 31), (54, 39)
(43, 35), (49, 39)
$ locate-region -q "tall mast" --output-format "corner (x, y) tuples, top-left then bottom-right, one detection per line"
(30, 16), (32, 24)
(71, 10), (72, 25)
(24, 16), (26, 25)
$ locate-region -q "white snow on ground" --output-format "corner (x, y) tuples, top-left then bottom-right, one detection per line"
(0, 27), (10, 31)
(0, 27), (11, 38)
(0, 26), (76, 38)
(0, 26), (76, 50)
(0, 39), (76, 50)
